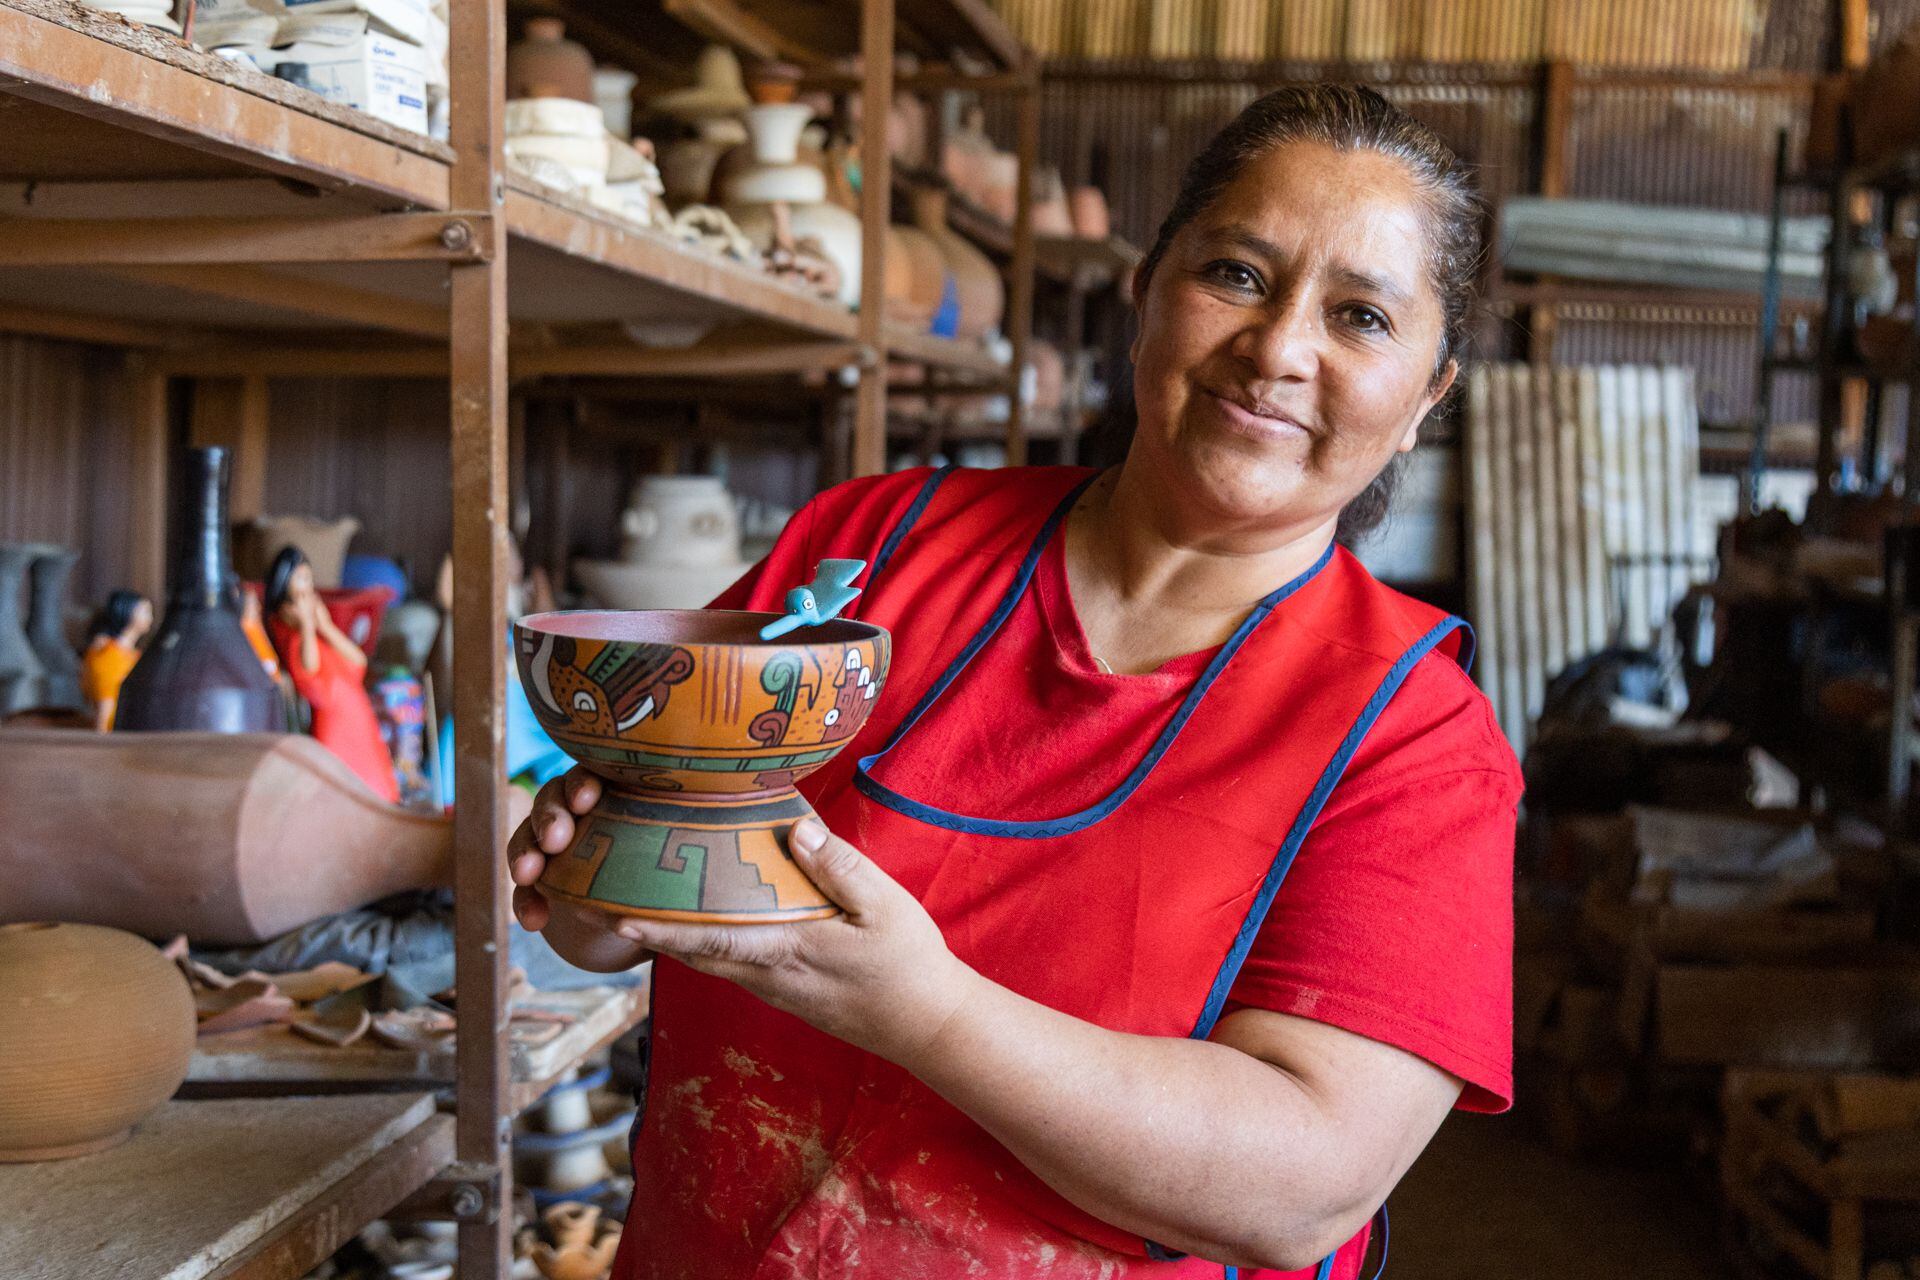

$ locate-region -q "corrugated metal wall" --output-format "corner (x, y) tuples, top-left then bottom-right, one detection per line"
(0, 335), (141, 608)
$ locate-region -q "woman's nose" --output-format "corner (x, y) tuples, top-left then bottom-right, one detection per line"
(1231, 299), (1321, 383)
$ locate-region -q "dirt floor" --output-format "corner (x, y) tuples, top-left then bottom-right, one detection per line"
(1385, 1113), (1737, 1279)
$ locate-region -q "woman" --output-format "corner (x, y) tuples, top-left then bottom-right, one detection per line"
(80, 589), (152, 731)
(510, 86), (1520, 1278)
(265, 546), (399, 803)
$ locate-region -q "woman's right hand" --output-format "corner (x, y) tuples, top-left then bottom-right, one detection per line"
(508, 769), (654, 973)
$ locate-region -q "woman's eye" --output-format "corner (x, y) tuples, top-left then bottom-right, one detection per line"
(1342, 304), (1390, 333)
(1202, 260), (1262, 292)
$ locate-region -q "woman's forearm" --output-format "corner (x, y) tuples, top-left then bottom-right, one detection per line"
(896, 972), (1369, 1270)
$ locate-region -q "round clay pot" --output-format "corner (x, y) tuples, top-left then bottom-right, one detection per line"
(1070, 185), (1111, 240)
(730, 199), (864, 309)
(515, 610), (890, 923)
(882, 226), (924, 326)
(508, 19), (594, 104)
(913, 189), (1003, 341)
(892, 225), (949, 331)
(0, 922), (194, 1161)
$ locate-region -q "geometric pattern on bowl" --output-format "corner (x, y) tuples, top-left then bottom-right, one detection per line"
(514, 610), (890, 923)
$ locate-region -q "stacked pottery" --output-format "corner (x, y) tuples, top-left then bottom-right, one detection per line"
(506, 96), (611, 194)
(652, 45), (751, 209)
(513, 1067), (636, 1210)
(912, 187), (1003, 342)
(0, 922), (195, 1162)
(722, 100), (862, 307)
(573, 476), (750, 611)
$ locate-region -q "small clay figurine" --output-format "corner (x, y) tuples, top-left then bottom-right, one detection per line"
(759, 559), (866, 639)
(265, 547), (400, 804)
(238, 588), (281, 679)
(79, 590), (152, 731)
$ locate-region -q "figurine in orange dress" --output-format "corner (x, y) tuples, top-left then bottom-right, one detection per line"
(239, 589), (281, 679)
(79, 590), (152, 731)
(265, 548), (399, 803)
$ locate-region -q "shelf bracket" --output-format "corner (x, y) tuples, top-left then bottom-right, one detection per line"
(385, 1160), (504, 1225)
(0, 213), (497, 266)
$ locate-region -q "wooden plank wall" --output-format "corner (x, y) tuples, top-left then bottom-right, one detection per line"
(0, 335), (143, 611)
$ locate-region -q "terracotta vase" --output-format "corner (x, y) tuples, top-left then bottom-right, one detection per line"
(0, 730), (452, 945)
(913, 188), (1003, 341)
(1070, 185), (1111, 240)
(0, 543), (45, 715)
(1032, 168), (1074, 238)
(892, 225), (949, 331)
(514, 608), (890, 922)
(508, 19), (594, 104)
(27, 545), (84, 711)
(0, 922), (195, 1161)
(116, 447), (286, 735)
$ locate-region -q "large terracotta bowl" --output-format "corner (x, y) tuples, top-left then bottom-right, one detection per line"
(515, 610), (890, 923)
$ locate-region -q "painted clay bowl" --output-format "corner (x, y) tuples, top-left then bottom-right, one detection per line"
(515, 610), (889, 923)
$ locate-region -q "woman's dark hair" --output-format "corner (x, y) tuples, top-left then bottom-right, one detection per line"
(86, 589), (145, 643)
(1131, 83), (1484, 545)
(264, 545), (309, 616)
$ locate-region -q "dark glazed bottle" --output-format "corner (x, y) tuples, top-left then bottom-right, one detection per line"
(116, 447), (285, 734)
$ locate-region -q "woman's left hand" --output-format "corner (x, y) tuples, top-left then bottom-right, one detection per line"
(611, 818), (979, 1066)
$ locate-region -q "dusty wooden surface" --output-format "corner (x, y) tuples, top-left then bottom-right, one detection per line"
(0, 1093), (437, 1280)
(187, 982), (647, 1091)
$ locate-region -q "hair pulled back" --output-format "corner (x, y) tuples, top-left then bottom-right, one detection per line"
(1131, 84), (1484, 544)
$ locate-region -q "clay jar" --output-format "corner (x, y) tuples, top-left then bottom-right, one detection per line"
(913, 187), (1003, 341)
(1070, 185), (1112, 240)
(508, 19), (595, 104)
(1032, 168), (1074, 238)
(0, 922), (195, 1161)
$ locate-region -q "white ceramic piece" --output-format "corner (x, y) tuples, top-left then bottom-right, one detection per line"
(592, 67), (638, 138)
(506, 132), (609, 176)
(744, 103), (813, 164)
(722, 163), (826, 206)
(729, 200), (862, 308)
(505, 97), (607, 140)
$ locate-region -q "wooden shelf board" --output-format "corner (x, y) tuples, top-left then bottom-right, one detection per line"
(0, 1093), (450, 1280)
(187, 981), (649, 1098)
(505, 182), (860, 338)
(884, 322), (1007, 378)
(0, 0), (449, 207)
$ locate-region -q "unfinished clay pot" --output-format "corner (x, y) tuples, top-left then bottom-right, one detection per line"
(0, 922), (195, 1161)
(892, 224), (949, 331)
(913, 188), (1004, 341)
(1070, 185), (1112, 240)
(0, 731), (452, 945)
(508, 19), (595, 104)
(514, 609), (889, 922)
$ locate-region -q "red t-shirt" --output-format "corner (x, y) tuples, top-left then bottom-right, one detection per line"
(717, 473), (1519, 1114)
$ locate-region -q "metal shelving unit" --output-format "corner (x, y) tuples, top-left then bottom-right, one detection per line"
(0, 0), (1033, 1273)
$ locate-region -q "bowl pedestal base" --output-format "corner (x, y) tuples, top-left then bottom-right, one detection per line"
(537, 785), (840, 924)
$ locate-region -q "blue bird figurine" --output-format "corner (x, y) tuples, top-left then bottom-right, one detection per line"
(759, 559), (868, 640)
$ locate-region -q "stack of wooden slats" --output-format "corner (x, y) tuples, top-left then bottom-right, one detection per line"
(1466, 363), (1706, 751)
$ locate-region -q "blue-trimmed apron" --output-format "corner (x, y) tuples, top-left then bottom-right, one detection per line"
(613, 466), (1465, 1280)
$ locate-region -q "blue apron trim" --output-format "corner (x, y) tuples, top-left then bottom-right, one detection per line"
(1187, 616), (1470, 1040)
(853, 483), (1336, 838)
(867, 464), (956, 587)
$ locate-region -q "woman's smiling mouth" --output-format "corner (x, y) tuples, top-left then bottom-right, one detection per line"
(1203, 390), (1313, 443)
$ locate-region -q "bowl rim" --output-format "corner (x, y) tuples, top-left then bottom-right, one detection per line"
(515, 608), (888, 647)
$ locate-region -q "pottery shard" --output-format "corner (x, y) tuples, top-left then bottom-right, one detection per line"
(195, 978), (295, 1034)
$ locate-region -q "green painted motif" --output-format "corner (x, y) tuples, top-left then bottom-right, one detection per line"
(560, 742), (838, 773)
(585, 822), (706, 912)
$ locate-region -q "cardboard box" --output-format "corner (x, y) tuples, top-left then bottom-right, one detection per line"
(194, 0), (433, 45)
(270, 12), (429, 134)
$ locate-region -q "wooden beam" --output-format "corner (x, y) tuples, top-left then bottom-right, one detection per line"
(1839, 0), (1870, 71)
(0, 214), (494, 266)
(188, 377), (271, 523)
(105, 265), (449, 337)
(0, 302), (189, 347)
(1526, 59), (1576, 362)
(1005, 60), (1040, 468)
(155, 345), (450, 378)
(0, 0), (449, 207)
(517, 340), (867, 378)
(659, 0), (812, 64)
(447, 0), (511, 1262)
(852, 0), (894, 478)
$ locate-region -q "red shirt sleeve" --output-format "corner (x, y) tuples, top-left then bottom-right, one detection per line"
(1223, 649), (1520, 1113)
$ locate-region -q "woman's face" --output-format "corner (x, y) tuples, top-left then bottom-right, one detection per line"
(1130, 140), (1456, 537)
